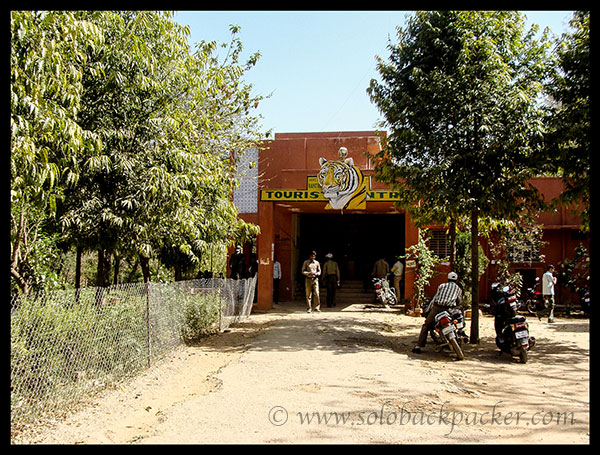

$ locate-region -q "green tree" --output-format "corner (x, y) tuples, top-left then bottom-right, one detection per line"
(58, 12), (263, 284)
(544, 11), (590, 231)
(404, 229), (446, 307)
(11, 11), (103, 295)
(368, 11), (551, 342)
(12, 11), (264, 293)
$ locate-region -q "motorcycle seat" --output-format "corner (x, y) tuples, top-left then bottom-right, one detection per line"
(434, 310), (451, 322)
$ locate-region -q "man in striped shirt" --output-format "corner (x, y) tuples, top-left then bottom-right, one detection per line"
(413, 272), (463, 353)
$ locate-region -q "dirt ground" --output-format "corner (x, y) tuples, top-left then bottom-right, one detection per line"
(24, 300), (589, 444)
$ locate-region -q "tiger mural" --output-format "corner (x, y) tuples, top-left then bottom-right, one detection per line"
(317, 151), (367, 210)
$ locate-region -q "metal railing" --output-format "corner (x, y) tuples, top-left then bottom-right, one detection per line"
(10, 276), (257, 439)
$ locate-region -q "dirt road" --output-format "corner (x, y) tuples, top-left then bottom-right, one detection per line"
(30, 301), (589, 444)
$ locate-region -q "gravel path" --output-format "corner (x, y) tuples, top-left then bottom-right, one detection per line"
(30, 302), (590, 444)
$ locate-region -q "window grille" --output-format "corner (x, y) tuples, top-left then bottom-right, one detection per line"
(508, 241), (541, 263)
(429, 230), (450, 258)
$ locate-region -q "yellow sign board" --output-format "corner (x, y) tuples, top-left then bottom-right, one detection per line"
(260, 189), (326, 202)
(260, 150), (402, 209)
(260, 176), (402, 203)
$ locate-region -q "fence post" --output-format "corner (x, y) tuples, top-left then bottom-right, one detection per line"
(145, 281), (151, 368)
(218, 279), (222, 331)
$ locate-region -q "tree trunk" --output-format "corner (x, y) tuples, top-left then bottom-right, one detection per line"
(126, 257), (140, 282)
(470, 208), (480, 344)
(75, 245), (83, 305)
(10, 210), (29, 296)
(113, 254), (120, 285)
(95, 248), (111, 305)
(10, 267), (29, 297)
(75, 245), (82, 289)
(449, 217), (457, 272)
(96, 249), (111, 288)
(140, 255), (151, 283)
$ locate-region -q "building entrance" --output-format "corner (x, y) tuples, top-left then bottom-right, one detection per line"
(297, 213), (405, 283)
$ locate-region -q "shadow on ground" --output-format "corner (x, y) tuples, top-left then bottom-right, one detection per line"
(198, 300), (589, 369)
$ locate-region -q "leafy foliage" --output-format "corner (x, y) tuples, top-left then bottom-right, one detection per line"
(368, 11), (551, 221)
(11, 11), (104, 295)
(454, 230), (489, 307)
(487, 220), (546, 294)
(368, 11), (556, 342)
(544, 11), (590, 230)
(404, 229), (446, 306)
(11, 11), (264, 294)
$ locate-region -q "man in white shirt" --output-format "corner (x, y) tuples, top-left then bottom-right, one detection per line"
(541, 265), (556, 323)
(391, 257), (404, 301)
(301, 251), (321, 313)
(273, 255), (281, 304)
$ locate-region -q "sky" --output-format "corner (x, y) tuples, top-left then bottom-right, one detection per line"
(174, 10), (575, 137)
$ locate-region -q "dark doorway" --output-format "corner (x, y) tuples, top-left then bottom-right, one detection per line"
(515, 268), (539, 294)
(297, 213), (405, 281)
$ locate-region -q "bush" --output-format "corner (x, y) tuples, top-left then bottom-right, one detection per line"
(180, 292), (221, 343)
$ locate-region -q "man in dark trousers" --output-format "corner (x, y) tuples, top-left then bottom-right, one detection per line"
(323, 253), (341, 307)
(229, 245), (245, 279)
(301, 251), (321, 313)
(412, 271), (463, 353)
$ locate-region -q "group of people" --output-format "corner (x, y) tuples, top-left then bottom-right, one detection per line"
(300, 250), (338, 313)
(300, 251), (405, 313)
(371, 255), (405, 303)
(247, 247), (559, 343)
(411, 264), (558, 354)
(228, 245), (258, 280)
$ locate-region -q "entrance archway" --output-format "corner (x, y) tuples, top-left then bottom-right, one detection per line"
(296, 213), (405, 283)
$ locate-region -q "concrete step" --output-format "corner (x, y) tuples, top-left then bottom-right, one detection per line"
(323, 280), (377, 304)
(295, 280), (382, 305)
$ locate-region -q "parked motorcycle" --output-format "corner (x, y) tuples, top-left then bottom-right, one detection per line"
(524, 277), (544, 316)
(372, 277), (397, 306)
(491, 283), (536, 364)
(423, 301), (466, 360)
(575, 286), (590, 316)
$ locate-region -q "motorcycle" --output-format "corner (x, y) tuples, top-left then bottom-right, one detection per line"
(372, 277), (397, 306)
(524, 277), (544, 316)
(575, 286), (590, 316)
(491, 283), (536, 364)
(423, 301), (467, 360)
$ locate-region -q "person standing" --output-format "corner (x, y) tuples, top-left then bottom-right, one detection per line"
(541, 264), (557, 323)
(391, 256), (404, 301)
(372, 256), (390, 279)
(228, 245), (245, 279)
(371, 256), (390, 302)
(301, 251), (321, 313)
(323, 253), (341, 307)
(273, 255), (281, 304)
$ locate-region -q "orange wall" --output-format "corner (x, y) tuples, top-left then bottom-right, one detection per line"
(240, 132), (587, 310)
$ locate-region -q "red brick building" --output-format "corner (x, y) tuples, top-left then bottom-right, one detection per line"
(232, 131), (588, 310)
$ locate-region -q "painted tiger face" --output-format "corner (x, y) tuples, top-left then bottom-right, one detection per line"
(317, 157), (366, 210)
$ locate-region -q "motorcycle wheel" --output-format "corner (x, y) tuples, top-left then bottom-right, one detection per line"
(449, 337), (465, 360)
(519, 346), (528, 364)
(526, 300), (537, 315)
(430, 330), (443, 346)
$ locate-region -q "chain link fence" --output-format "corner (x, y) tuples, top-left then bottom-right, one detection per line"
(10, 276), (257, 439)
